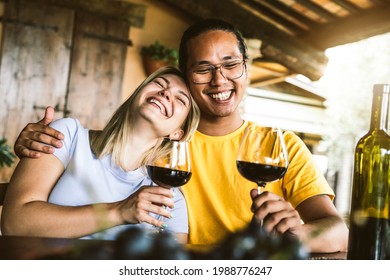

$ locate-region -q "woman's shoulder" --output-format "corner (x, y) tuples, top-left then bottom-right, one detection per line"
(50, 118), (87, 144)
(50, 117), (82, 132)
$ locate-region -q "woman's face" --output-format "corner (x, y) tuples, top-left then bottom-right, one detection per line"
(137, 73), (191, 139)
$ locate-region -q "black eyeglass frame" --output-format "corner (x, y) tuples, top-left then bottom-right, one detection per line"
(189, 59), (247, 84)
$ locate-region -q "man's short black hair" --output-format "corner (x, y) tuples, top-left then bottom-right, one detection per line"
(179, 18), (248, 76)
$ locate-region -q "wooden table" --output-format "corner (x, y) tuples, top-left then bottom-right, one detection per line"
(0, 235), (115, 260)
(0, 235), (347, 260)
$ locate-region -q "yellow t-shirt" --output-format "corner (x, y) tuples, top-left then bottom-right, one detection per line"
(181, 121), (334, 245)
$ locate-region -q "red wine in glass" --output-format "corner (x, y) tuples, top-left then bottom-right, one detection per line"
(236, 161), (287, 188)
(146, 166), (192, 188)
(237, 126), (288, 227)
(146, 138), (191, 231)
(236, 126), (288, 193)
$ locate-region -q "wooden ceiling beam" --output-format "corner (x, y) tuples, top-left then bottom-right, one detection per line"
(250, 74), (296, 88)
(294, 0), (339, 22)
(246, 0), (308, 34)
(332, 0), (361, 14)
(236, 0), (297, 36)
(159, 0), (328, 81)
(369, 0), (388, 5)
(304, 4), (390, 50)
(258, 0), (319, 29)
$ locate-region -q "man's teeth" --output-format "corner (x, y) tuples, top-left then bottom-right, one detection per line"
(150, 99), (167, 116)
(210, 91), (231, 101)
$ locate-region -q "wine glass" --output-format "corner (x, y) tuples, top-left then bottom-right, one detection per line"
(146, 138), (192, 231)
(236, 126), (289, 196)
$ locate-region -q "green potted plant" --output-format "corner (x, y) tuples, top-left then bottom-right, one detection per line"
(140, 40), (179, 75)
(0, 138), (16, 168)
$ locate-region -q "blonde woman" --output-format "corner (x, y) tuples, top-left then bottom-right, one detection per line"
(2, 67), (200, 243)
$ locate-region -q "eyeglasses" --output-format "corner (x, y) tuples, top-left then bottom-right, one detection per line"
(190, 60), (246, 84)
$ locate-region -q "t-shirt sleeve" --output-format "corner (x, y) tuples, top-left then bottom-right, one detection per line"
(282, 131), (334, 208)
(50, 118), (80, 168)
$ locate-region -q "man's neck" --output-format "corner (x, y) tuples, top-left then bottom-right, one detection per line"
(197, 114), (244, 136)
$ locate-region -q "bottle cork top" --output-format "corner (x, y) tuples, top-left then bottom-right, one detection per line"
(373, 84), (390, 94)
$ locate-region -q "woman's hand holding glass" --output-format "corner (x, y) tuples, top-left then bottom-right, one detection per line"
(116, 185), (174, 229)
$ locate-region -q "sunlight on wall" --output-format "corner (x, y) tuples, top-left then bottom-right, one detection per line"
(316, 32), (390, 215)
(121, 0), (191, 100)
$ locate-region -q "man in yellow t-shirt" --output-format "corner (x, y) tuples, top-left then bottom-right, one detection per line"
(14, 19), (348, 253)
(182, 121), (335, 246)
(176, 19), (347, 252)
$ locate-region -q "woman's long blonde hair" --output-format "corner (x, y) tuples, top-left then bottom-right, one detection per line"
(89, 66), (200, 170)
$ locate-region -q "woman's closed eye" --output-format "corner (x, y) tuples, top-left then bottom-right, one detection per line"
(153, 76), (190, 106)
(154, 79), (166, 88)
(175, 92), (189, 106)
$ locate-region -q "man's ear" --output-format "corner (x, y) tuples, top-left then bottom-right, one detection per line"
(169, 129), (184, 140)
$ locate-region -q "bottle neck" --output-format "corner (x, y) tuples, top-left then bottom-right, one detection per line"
(370, 90), (389, 132)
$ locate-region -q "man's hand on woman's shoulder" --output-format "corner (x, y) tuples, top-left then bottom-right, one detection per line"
(14, 106), (64, 158)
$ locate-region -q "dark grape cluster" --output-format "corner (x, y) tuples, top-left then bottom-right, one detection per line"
(114, 224), (308, 260)
(200, 224), (309, 260)
(114, 227), (190, 260)
(44, 224), (308, 260)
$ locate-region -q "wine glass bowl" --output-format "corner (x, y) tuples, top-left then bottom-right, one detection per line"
(146, 165), (191, 188)
(146, 138), (192, 232)
(236, 126), (288, 193)
(146, 138), (192, 188)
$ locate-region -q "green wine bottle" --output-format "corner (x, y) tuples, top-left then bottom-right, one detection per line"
(347, 84), (390, 260)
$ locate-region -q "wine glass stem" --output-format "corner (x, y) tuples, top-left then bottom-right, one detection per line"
(258, 182), (266, 227)
(156, 188), (175, 232)
(257, 182), (266, 195)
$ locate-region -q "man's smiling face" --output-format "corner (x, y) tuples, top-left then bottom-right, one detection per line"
(185, 30), (248, 120)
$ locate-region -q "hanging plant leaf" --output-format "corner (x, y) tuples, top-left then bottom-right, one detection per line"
(0, 138), (16, 168)
(140, 40), (178, 65)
